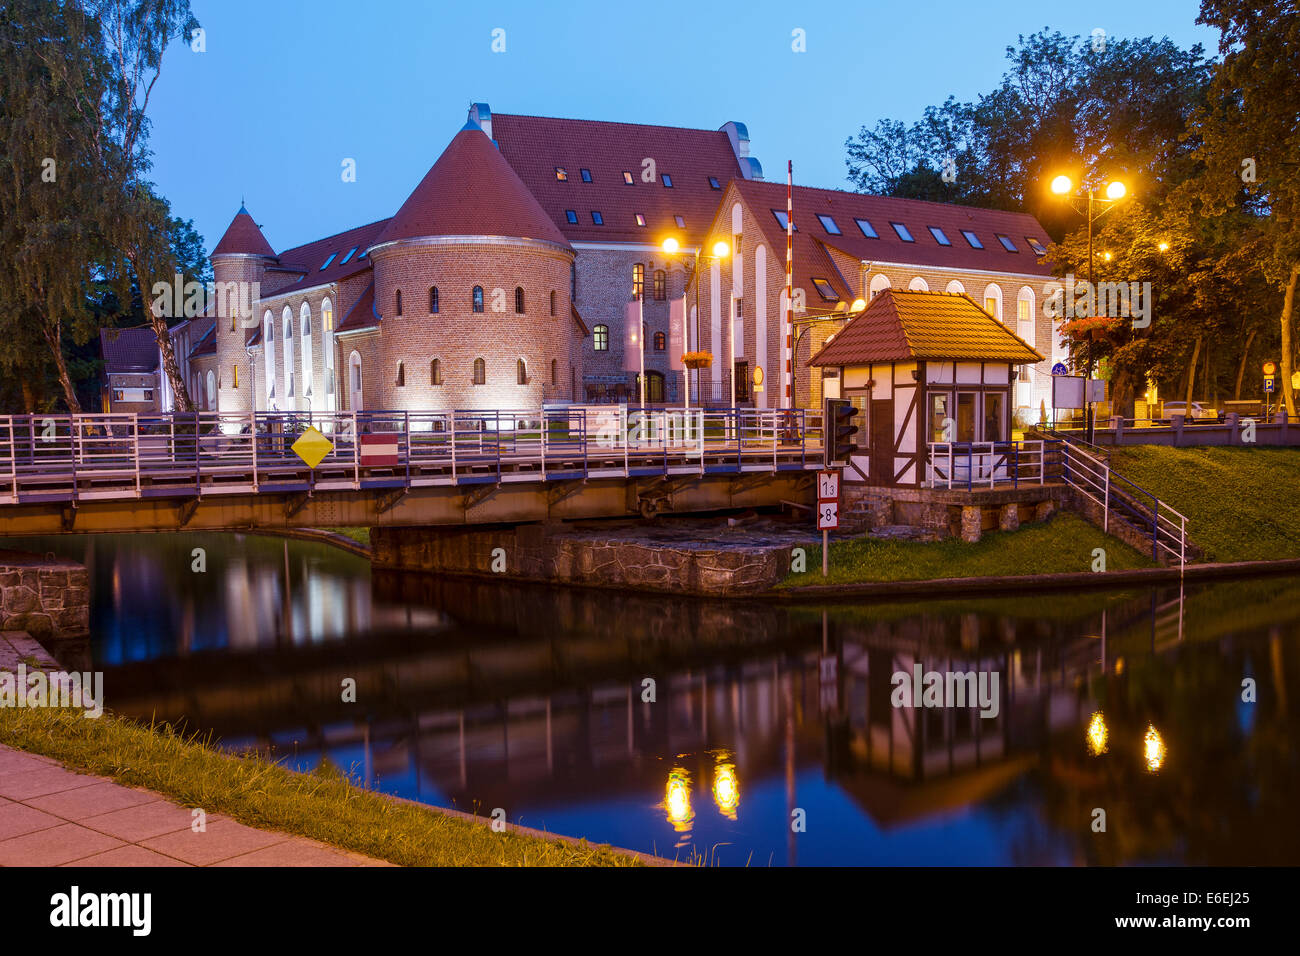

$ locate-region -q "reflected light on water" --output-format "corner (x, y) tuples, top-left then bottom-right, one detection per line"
(664, 769), (693, 832)
(1086, 712), (1109, 756)
(1144, 724), (1166, 773)
(712, 760), (740, 820)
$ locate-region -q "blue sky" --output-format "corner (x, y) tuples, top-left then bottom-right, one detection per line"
(147, 0), (1218, 258)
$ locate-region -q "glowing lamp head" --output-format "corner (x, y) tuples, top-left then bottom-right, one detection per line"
(1050, 175), (1073, 195)
(1143, 724), (1166, 773)
(850, 298), (867, 313)
(1106, 180), (1127, 201)
(1158, 241), (1170, 252)
(711, 240), (731, 259)
(1086, 712), (1109, 756)
(662, 237), (680, 255)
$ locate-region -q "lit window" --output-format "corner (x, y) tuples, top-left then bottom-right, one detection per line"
(555, 167), (567, 181)
(591, 211), (603, 225)
(817, 214), (841, 235)
(472, 286), (484, 313)
(623, 171), (634, 185)
(996, 234), (1018, 252)
(812, 278), (836, 301)
(1026, 236), (1048, 255)
(320, 253), (337, 270)
(928, 226), (951, 246)
(654, 331), (666, 351)
(580, 168), (592, 182)
(565, 209), (578, 224)
(635, 213), (646, 226)
(633, 264), (644, 300)
(771, 210), (798, 231)
(662, 174), (673, 187)
(891, 222), (914, 242)
(854, 218), (878, 238)
(593, 324), (609, 351)
(961, 230), (983, 249)
(340, 247), (358, 265)
(674, 215), (685, 228)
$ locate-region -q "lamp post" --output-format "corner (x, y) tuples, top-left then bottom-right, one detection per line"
(662, 236), (730, 408)
(1049, 174), (1128, 442)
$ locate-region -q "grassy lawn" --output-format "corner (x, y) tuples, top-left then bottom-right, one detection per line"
(0, 706), (643, 867)
(330, 526), (371, 547)
(1111, 446), (1300, 562)
(781, 512), (1153, 587)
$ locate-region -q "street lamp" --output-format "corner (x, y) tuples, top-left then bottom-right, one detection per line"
(661, 236), (730, 409)
(1049, 172), (1130, 441)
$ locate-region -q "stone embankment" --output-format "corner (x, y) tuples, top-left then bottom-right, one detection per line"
(0, 551), (89, 640)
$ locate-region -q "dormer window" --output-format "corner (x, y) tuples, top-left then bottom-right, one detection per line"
(662, 174), (674, 188)
(674, 215), (685, 228)
(1026, 236), (1048, 256)
(623, 171), (634, 185)
(928, 226), (952, 246)
(565, 209), (578, 224)
(580, 168), (592, 182)
(771, 210), (798, 231)
(555, 167), (568, 181)
(817, 214), (841, 235)
(854, 218), (878, 238)
(635, 214), (646, 227)
(709, 177), (721, 189)
(812, 278), (836, 301)
(995, 234), (1018, 252)
(591, 211), (603, 225)
(961, 230), (983, 249)
(891, 222), (914, 242)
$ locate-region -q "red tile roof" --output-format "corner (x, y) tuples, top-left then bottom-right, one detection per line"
(212, 205), (276, 258)
(99, 327), (159, 373)
(272, 218), (389, 296)
(374, 126), (569, 248)
(808, 289), (1044, 366)
(733, 180), (1053, 279)
(336, 282), (378, 334)
(490, 113), (745, 245)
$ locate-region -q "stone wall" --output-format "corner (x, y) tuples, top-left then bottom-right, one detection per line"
(0, 551), (89, 640)
(372, 521), (796, 596)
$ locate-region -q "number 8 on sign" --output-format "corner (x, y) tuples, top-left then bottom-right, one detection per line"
(818, 501), (839, 530)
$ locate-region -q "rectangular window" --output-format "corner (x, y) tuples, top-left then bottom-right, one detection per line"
(1018, 299), (1032, 323)
(890, 222), (914, 242)
(956, 393), (976, 442)
(580, 168), (592, 182)
(339, 247), (358, 265)
(811, 278), (836, 301)
(961, 230), (983, 249)
(985, 297), (999, 317)
(591, 211), (603, 225)
(1026, 236), (1048, 256)
(635, 213), (646, 226)
(565, 209), (578, 224)
(555, 167), (567, 181)
(674, 215), (685, 228)
(623, 171), (634, 185)
(662, 174), (673, 187)
(930, 393), (951, 441)
(320, 253), (337, 270)
(817, 214), (841, 235)
(734, 297), (743, 318)
(984, 393), (1005, 442)
(995, 234), (1018, 252)
(854, 218), (878, 238)
(709, 177), (721, 189)
(928, 226), (951, 246)
(771, 210), (798, 231)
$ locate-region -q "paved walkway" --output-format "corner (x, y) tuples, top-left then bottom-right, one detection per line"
(0, 745), (392, 867)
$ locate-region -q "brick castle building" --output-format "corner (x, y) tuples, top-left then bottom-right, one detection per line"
(157, 103), (1062, 422)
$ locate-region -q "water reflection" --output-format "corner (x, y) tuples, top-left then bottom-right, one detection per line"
(7, 532), (1300, 865)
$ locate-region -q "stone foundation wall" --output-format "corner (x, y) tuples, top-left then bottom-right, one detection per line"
(0, 552), (90, 640)
(371, 522), (793, 596)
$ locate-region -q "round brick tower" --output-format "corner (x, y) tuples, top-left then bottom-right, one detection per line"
(210, 205), (276, 415)
(367, 125), (577, 413)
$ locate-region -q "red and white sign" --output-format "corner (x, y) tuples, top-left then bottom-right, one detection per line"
(360, 433), (400, 466)
(817, 470), (840, 501)
(817, 501), (839, 530)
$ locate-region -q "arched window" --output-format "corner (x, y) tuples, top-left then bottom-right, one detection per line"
(1017, 286), (1036, 342)
(348, 350), (363, 410)
(632, 264), (645, 300)
(429, 287), (439, 314)
(908, 276), (929, 292)
(550, 291), (557, 316)
(869, 273), (891, 300)
(593, 324), (609, 351)
(395, 289), (403, 316)
(654, 331), (666, 351)
(472, 286), (484, 313)
(515, 286), (525, 313)
(945, 280), (966, 296)
(430, 358), (441, 385)
(653, 269), (666, 300)
(473, 358), (486, 385)
(282, 306), (295, 400)
(262, 311), (275, 406)
(205, 370), (216, 410)
(517, 359), (527, 385)
(983, 283), (1004, 322)
(300, 303), (313, 403)
(395, 361), (405, 387)
(322, 299), (335, 410)
(550, 359), (557, 385)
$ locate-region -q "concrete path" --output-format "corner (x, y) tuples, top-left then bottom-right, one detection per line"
(0, 745), (392, 867)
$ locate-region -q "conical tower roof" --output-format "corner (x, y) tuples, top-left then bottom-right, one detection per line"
(375, 126), (569, 248)
(212, 205), (276, 257)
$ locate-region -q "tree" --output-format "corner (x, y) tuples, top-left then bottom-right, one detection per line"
(1191, 0), (1300, 417)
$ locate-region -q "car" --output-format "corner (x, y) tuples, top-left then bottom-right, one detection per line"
(1160, 401), (1221, 423)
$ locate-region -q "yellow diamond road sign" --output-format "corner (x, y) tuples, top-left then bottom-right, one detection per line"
(292, 426), (333, 469)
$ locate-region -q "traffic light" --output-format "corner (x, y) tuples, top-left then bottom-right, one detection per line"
(825, 398), (860, 463)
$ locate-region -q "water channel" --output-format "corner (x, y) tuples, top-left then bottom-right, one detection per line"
(9, 531), (1300, 866)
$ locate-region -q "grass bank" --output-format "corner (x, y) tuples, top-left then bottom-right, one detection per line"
(1111, 446), (1300, 562)
(0, 706), (643, 867)
(781, 512), (1152, 587)
(329, 526), (371, 548)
